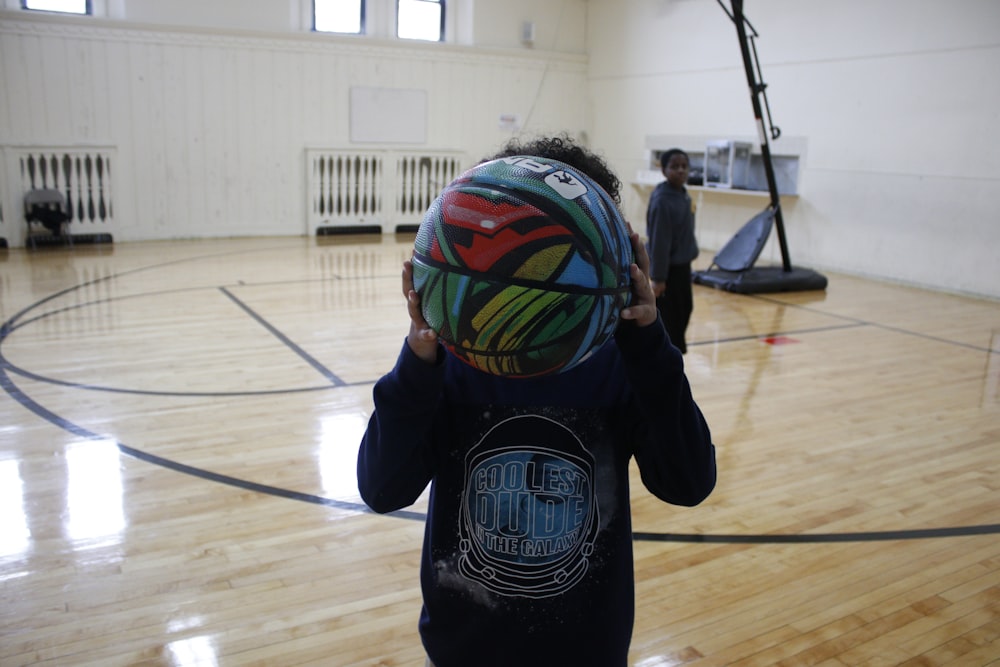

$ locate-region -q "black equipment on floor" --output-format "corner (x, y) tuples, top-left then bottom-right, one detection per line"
(24, 188), (73, 249)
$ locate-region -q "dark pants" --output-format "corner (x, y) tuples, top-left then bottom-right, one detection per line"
(655, 263), (693, 354)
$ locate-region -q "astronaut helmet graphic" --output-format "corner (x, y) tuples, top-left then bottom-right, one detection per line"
(458, 414), (599, 598)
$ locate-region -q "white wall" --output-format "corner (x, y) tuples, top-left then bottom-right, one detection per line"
(472, 0), (587, 53)
(0, 5), (587, 243)
(115, 0), (295, 32)
(2, 0), (998, 299)
(587, 0), (1000, 299)
(3, 0), (588, 51)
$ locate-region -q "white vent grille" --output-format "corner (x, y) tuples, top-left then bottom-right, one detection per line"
(395, 154), (464, 219)
(16, 148), (115, 228)
(307, 149), (464, 233)
(311, 151), (384, 223)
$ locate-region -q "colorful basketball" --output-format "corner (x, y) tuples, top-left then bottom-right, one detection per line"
(411, 155), (633, 377)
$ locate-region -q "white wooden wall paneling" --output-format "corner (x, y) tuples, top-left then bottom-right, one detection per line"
(0, 15), (588, 246)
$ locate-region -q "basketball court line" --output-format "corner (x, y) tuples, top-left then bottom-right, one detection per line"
(746, 292), (1000, 355)
(0, 365), (351, 396)
(5, 273), (983, 397)
(633, 524), (1000, 543)
(0, 284), (361, 396)
(219, 286), (347, 387)
(4, 357), (998, 543)
(3, 254), (998, 544)
(689, 321), (866, 348)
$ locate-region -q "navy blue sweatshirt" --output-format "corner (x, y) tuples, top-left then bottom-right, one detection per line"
(357, 318), (716, 667)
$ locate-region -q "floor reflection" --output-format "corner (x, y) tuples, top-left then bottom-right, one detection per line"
(0, 458), (30, 558)
(65, 438), (125, 547)
(318, 413), (368, 501)
(166, 634), (218, 667)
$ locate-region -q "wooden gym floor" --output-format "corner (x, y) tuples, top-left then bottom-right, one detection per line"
(0, 235), (998, 666)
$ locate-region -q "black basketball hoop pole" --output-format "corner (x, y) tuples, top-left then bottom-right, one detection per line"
(729, 0), (791, 272)
(692, 2), (826, 293)
(732, 0), (792, 271)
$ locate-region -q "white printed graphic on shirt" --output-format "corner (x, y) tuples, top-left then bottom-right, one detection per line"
(458, 415), (599, 598)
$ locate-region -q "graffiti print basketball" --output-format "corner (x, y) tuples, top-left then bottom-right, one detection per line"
(411, 155), (632, 377)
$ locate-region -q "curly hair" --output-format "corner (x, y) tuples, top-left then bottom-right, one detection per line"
(483, 134), (622, 206)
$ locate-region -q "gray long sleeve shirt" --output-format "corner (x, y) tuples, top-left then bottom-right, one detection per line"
(645, 182), (699, 282)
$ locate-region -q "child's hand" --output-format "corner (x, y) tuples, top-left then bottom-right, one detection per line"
(403, 259), (440, 364)
(620, 224), (658, 327)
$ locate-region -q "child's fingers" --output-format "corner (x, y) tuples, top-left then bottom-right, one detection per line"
(628, 264), (656, 310)
(620, 263), (657, 326)
(402, 260), (416, 297)
(407, 289), (427, 327)
(627, 227), (651, 277)
(403, 260), (435, 336)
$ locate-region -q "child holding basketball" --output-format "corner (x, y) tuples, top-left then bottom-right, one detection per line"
(646, 148), (699, 353)
(358, 136), (716, 667)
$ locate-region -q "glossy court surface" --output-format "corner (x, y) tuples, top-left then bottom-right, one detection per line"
(1, 236), (998, 666)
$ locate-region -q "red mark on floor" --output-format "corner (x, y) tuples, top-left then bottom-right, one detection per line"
(762, 336), (799, 345)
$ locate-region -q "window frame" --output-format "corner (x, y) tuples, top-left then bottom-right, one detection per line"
(313, 0), (366, 36)
(21, 0), (92, 15)
(396, 0), (445, 43)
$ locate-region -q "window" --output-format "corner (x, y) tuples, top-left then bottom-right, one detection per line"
(397, 0), (443, 42)
(22, 0), (90, 13)
(314, 0), (364, 34)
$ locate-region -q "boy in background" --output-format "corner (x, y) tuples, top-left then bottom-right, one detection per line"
(646, 148), (699, 353)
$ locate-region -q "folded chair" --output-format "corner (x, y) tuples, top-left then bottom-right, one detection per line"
(24, 189), (73, 249)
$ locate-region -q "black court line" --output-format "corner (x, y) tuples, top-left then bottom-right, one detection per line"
(0, 363), (424, 522)
(1, 282), (364, 396)
(633, 524), (1000, 544)
(689, 321), (867, 347)
(746, 292), (1000, 355)
(1, 242), (310, 335)
(3, 247), (999, 545)
(219, 286), (347, 387)
(0, 366), (353, 396)
(867, 322), (1000, 354)
(4, 356), (996, 543)
(4, 349), (998, 543)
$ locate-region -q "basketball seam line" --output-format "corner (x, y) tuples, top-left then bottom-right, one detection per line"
(412, 253), (630, 297)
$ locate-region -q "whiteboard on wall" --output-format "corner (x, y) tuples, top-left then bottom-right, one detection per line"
(350, 87), (427, 144)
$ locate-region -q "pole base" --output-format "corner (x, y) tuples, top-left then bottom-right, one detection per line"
(693, 265), (828, 294)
